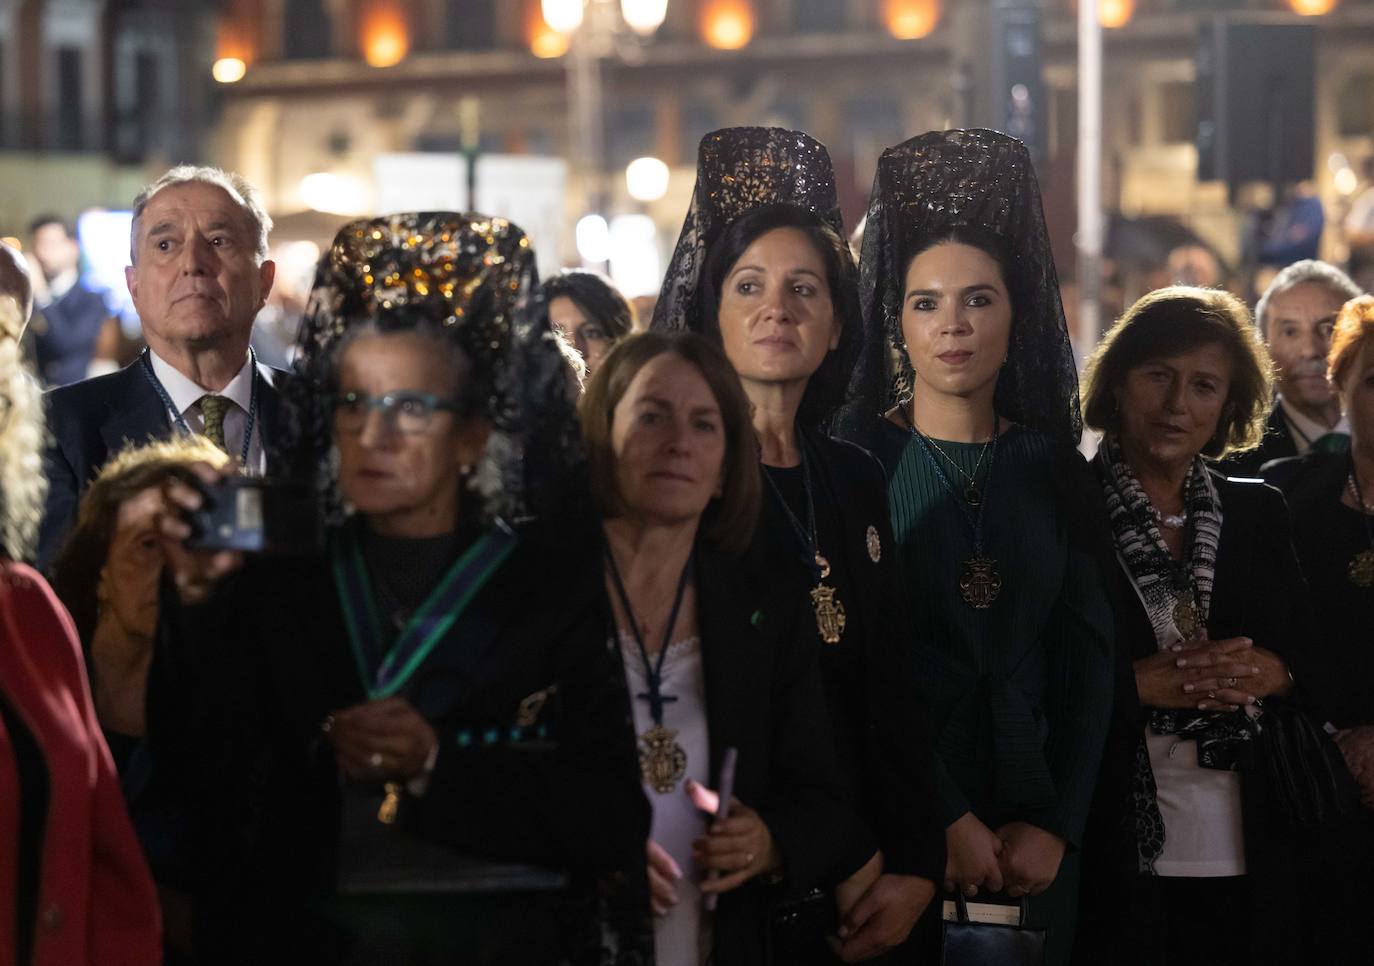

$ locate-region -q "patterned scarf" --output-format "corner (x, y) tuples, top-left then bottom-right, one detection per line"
(1099, 436), (1259, 871)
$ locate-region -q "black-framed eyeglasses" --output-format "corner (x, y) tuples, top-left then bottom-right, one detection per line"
(332, 391), (462, 435)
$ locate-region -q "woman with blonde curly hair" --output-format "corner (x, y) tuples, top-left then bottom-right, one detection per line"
(1075, 286), (1365, 966)
(0, 247), (161, 966)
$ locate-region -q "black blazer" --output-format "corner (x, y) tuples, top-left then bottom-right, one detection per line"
(37, 359), (289, 570)
(689, 538), (859, 965)
(1216, 403), (1296, 480)
(1076, 470), (1369, 966)
(146, 520), (651, 965)
(1272, 451), (1374, 729)
(754, 431), (946, 883)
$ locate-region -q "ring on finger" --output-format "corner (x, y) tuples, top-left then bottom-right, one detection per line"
(1207, 689), (1217, 700)
(1226, 676), (1237, 688)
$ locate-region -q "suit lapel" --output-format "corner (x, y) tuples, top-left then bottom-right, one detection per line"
(255, 368), (288, 470)
(98, 363), (172, 461)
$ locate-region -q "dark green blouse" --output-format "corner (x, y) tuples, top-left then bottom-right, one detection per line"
(875, 421), (1113, 846)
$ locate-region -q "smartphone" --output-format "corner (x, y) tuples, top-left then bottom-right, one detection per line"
(187, 476), (322, 555)
(702, 746), (738, 913)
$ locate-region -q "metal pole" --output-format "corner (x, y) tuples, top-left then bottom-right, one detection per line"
(1076, 0), (1103, 372)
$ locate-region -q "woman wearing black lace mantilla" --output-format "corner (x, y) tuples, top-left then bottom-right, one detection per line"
(834, 130), (1115, 964)
(653, 127), (946, 962)
(147, 213), (651, 965)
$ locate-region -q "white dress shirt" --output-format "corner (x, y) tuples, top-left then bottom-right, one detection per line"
(147, 349), (269, 475)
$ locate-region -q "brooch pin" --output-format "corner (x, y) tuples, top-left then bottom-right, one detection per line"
(865, 525), (881, 563)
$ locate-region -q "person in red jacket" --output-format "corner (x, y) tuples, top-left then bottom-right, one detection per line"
(0, 243), (161, 966)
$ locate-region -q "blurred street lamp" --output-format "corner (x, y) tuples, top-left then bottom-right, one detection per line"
(626, 157), (670, 202)
(212, 57), (247, 84)
(530, 25), (572, 58)
(621, 0), (669, 35)
(542, 0), (585, 33)
(701, 0), (754, 50)
(1288, 0), (1337, 14)
(576, 214), (612, 263)
(360, 1), (409, 68)
(883, 0), (940, 40)
(1097, 0), (1133, 29)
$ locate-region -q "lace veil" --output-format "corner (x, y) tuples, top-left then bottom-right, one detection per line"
(282, 212), (581, 525)
(834, 129), (1081, 446)
(651, 126), (861, 427)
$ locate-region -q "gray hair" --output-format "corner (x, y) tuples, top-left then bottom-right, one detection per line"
(1255, 259), (1362, 335)
(130, 165), (273, 264)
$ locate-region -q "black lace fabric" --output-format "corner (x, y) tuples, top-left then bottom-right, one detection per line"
(834, 129), (1082, 447)
(651, 126), (847, 333)
(282, 212), (583, 527)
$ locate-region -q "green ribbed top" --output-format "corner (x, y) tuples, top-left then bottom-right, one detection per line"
(873, 419), (1113, 845)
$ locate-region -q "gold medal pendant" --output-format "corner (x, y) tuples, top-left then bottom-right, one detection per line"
(639, 723), (688, 794)
(1350, 550), (1374, 588)
(811, 583), (847, 643)
(377, 782), (402, 825)
(959, 557), (1002, 609)
(1172, 597), (1201, 639)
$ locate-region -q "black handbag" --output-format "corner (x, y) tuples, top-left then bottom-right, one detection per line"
(1257, 698), (1359, 829)
(335, 781), (567, 896)
(941, 895), (1046, 966)
(769, 886), (840, 961)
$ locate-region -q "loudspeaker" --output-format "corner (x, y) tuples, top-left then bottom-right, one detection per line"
(1196, 18), (1316, 186)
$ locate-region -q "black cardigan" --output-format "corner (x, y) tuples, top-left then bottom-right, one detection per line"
(1075, 469), (1372, 966)
(688, 536), (861, 965)
(1272, 451), (1374, 730)
(146, 518), (652, 966)
(752, 430), (946, 882)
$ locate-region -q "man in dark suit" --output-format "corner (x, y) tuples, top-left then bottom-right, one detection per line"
(1220, 259), (1361, 479)
(38, 166), (281, 571)
(25, 215), (118, 387)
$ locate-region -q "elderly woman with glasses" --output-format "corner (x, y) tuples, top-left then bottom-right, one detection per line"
(148, 214), (650, 965)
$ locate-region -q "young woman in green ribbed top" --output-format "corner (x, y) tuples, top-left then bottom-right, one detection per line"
(837, 129), (1115, 966)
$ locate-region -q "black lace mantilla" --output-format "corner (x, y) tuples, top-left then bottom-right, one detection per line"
(834, 128), (1082, 447)
(651, 126), (845, 333)
(281, 212), (583, 526)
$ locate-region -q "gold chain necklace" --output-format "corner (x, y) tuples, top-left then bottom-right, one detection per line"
(913, 425), (993, 507)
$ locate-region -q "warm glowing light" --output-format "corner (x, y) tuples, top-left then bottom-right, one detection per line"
(1097, 0), (1134, 28)
(542, 0), (584, 33)
(626, 157), (670, 202)
(531, 24), (571, 57)
(1288, 0), (1337, 14)
(701, 0), (754, 51)
(1336, 167), (1359, 195)
(621, 0), (669, 35)
(300, 172), (371, 216)
(883, 0), (940, 40)
(360, 1), (409, 68)
(212, 57), (247, 83)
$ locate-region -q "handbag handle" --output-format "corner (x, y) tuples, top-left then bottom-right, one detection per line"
(954, 892), (1031, 926)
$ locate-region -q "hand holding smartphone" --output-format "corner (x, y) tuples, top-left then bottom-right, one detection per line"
(700, 746), (737, 913)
